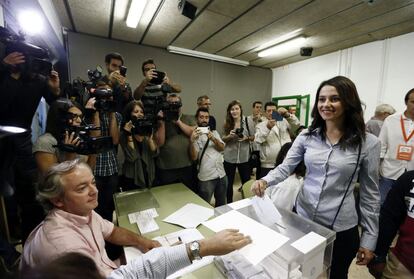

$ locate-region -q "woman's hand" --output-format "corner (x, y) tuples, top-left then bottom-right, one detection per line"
(64, 131), (80, 147)
(251, 179), (267, 197)
(356, 247), (375, 265)
(123, 120), (134, 133)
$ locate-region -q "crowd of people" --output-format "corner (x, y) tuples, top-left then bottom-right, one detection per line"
(0, 47), (413, 279)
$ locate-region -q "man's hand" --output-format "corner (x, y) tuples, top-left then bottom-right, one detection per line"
(85, 97), (97, 110)
(199, 229), (251, 257)
(356, 247), (375, 265)
(367, 261), (386, 279)
(238, 135), (249, 142)
(109, 70), (126, 86)
(277, 107), (290, 118)
(3, 52), (25, 66)
(145, 68), (157, 82)
(251, 179), (267, 197)
(48, 70), (60, 94)
(136, 238), (161, 253)
(191, 127), (201, 143)
(267, 119), (276, 129)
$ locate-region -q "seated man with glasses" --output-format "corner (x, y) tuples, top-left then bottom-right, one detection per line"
(33, 97), (100, 174)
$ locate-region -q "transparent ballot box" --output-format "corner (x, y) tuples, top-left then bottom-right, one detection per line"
(213, 203), (336, 279)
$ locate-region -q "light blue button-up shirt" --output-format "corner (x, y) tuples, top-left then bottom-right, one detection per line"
(262, 129), (381, 250)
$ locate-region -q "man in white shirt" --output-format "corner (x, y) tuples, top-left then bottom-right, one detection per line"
(255, 102), (300, 178)
(247, 101), (266, 179)
(378, 88), (414, 204)
(190, 107), (227, 206)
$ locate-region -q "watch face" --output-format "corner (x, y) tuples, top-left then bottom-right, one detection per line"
(191, 241), (200, 250)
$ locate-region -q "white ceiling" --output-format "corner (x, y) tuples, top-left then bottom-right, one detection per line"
(52, 0), (414, 68)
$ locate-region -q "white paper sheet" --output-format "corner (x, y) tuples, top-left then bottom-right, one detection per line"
(228, 198), (252, 210)
(153, 228), (204, 246)
(136, 215), (159, 234)
(252, 195), (282, 227)
(290, 232), (326, 254)
(203, 210), (289, 265)
(163, 203), (214, 229)
(128, 208), (159, 224)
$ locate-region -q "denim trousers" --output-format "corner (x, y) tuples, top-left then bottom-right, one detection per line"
(198, 176), (228, 207)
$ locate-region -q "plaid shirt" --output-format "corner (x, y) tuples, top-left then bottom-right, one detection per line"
(94, 112), (122, 177)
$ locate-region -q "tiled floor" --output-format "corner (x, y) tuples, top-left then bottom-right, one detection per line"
(228, 172), (375, 279)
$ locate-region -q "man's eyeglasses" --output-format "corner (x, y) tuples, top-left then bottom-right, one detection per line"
(68, 113), (84, 121)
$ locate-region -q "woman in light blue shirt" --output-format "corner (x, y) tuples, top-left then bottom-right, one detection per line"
(252, 76), (380, 279)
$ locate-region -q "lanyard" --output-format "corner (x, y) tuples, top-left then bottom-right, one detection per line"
(400, 116), (414, 143)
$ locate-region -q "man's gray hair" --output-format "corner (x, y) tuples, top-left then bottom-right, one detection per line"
(375, 104), (396, 115)
(197, 95), (209, 105)
(37, 159), (90, 211)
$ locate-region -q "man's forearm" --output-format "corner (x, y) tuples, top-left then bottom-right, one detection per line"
(107, 226), (144, 247)
(177, 120), (194, 137)
(109, 113), (120, 145)
(133, 80), (147, 100)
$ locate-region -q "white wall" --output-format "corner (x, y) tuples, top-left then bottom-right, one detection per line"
(272, 31), (414, 123)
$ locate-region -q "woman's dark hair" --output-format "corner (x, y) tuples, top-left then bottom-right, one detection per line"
(122, 100), (144, 127)
(307, 76), (365, 149)
(275, 142), (306, 177)
(20, 252), (103, 279)
(224, 100), (243, 134)
(45, 98), (83, 140)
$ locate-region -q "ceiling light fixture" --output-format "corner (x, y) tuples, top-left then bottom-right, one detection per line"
(18, 11), (44, 35)
(126, 0), (148, 28)
(254, 28), (303, 52)
(167, 46), (249, 66)
(258, 36), (307, 58)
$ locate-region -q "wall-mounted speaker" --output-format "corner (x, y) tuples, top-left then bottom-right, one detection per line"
(300, 47), (313, 56)
(178, 0), (197, 20)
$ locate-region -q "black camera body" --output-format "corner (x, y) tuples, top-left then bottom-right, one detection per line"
(0, 27), (52, 76)
(235, 127), (244, 138)
(131, 117), (153, 136)
(91, 88), (116, 112)
(150, 70), (166, 85)
(59, 125), (113, 155)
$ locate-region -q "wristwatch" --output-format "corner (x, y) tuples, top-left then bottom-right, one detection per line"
(189, 241), (202, 260)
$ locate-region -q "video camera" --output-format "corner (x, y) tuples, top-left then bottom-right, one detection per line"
(65, 66), (116, 112)
(0, 26), (52, 76)
(58, 125), (113, 155)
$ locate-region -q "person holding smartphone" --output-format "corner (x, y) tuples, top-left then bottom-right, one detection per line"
(102, 52), (133, 113)
(254, 101), (300, 178)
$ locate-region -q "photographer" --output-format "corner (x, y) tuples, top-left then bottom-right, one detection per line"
(155, 94), (197, 191)
(133, 59), (181, 100)
(0, 41), (60, 240)
(222, 100), (254, 203)
(92, 81), (122, 222)
(32, 98), (100, 174)
(120, 100), (158, 190)
(102, 53), (133, 113)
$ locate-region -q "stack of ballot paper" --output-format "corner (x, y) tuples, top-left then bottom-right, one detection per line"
(163, 203), (214, 228)
(128, 208), (159, 234)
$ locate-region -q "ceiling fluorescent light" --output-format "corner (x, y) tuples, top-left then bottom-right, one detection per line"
(167, 46), (249, 66)
(255, 28), (302, 52)
(258, 36), (306, 58)
(126, 0), (148, 28)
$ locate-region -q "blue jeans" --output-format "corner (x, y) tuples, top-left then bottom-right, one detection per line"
(379, 176), (396, 205)
(198, 176), (228, 207)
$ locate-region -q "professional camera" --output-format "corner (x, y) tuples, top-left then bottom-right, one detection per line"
(58, 125), (113, 155)
(131, 116), (153, 136)
(0, 26), (52, 75)
(235, 127), (244, 138)
(91, 87), (116, 112)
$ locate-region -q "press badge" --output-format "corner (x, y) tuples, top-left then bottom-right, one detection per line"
(396, 144), (413, 161)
